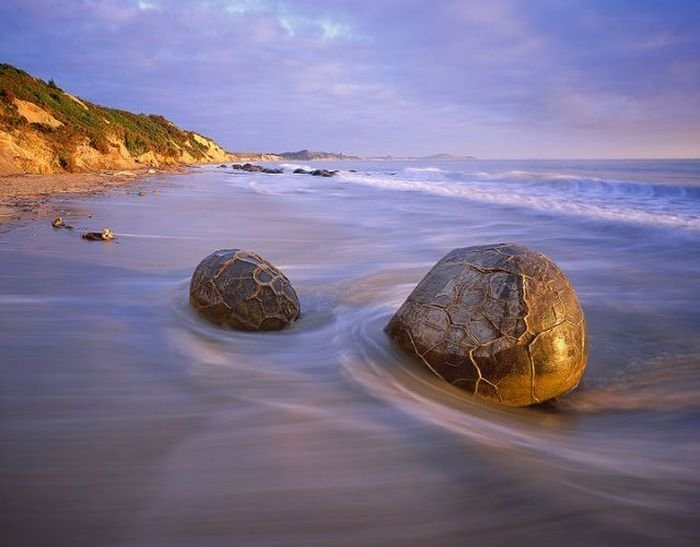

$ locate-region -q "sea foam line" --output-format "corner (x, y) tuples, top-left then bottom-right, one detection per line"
(339, 172), (700, 232)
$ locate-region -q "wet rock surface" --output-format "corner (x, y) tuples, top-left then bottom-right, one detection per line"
(229, 164), (338, 177)
(51, 216), (74, 229)
(311, 169), (338, 177)
(231, 163), (283, 174)
(386, 243), (587, 406)
(81, 228), (114, 241)
(189, 249), (300, 331)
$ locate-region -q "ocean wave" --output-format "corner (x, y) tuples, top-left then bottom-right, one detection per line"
(338, 171), (700, 231)
(469, 170), (599, 182)
(399, 167), (700, 198)
(401, 167), (595, 183)
(279, 162), (313, 172)
(403, 166), (446, 173)
(467, 170), (700, 198)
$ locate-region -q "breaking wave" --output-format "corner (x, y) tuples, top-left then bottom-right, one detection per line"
(338, 167), (700, 231)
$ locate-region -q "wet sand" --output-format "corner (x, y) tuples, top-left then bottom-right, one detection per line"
(1, 161), (698, 547)
(0, 166), (193, 230)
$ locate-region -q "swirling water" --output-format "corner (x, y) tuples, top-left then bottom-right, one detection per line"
(1, 159), (699, 546)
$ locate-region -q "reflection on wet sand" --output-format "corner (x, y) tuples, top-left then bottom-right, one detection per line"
(1, 162), (699, 546)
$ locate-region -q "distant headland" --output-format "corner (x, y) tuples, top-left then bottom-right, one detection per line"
(0, 64), (474, 177)
(238, 150), (477, 162)
(366, 153), (476, 161)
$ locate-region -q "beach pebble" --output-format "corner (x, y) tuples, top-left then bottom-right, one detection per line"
(189, 249), (300, 331)
(81, 228), (115, 241)
(51, 216), (73, 229)
(386, 243), (587, 406)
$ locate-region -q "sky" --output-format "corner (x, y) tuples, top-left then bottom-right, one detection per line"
(1, 0), (699, 158)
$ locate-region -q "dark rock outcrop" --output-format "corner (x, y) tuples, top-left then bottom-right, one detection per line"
(310, 169), (338, 177)
(231, 163), (282, 174)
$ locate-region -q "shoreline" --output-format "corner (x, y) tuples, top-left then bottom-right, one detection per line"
(0, 165), (194, 230)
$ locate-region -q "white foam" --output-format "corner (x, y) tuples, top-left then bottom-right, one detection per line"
(338, 171), (700, 232)
(279, 163), (314, 172)
(403, 166), (445, 173)
(468, 169), (594, 182)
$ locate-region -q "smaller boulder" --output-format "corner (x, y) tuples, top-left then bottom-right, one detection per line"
(190, 249), (300, 331)
(293, 168), (310, 174)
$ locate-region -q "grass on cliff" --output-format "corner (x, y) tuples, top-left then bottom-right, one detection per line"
(0, 63), (213, 170)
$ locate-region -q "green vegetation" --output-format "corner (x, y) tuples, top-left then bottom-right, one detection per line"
(0, 63), (221, 171)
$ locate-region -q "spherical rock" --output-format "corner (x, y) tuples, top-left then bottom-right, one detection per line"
(386, 243), (587, 406)
(189, 249), (300, 331)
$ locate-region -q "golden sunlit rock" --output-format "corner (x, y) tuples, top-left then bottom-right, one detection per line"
(386, 243), (588, 406)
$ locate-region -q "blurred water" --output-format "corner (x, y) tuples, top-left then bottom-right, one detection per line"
(1, 160), (699, 546)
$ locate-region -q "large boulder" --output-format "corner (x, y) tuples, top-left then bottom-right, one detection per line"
(190, 249), (300, 331)
(386, 243), (587, 406)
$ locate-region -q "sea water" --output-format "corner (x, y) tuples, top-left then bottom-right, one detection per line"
(1, 160), (699, 546)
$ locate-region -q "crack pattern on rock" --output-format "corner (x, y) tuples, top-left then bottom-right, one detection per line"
(386, 243), (588, 406)
(189, 249), (300, 331)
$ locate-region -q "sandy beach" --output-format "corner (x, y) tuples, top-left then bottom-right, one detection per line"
(0, 166), (193, 228)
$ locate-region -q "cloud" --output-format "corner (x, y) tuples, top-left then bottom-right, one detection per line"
(0, 0), (698, 157)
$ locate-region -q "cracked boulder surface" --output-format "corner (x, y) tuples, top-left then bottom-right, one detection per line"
(189, 249), (300, 331)
(386, 243), (587, 406)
